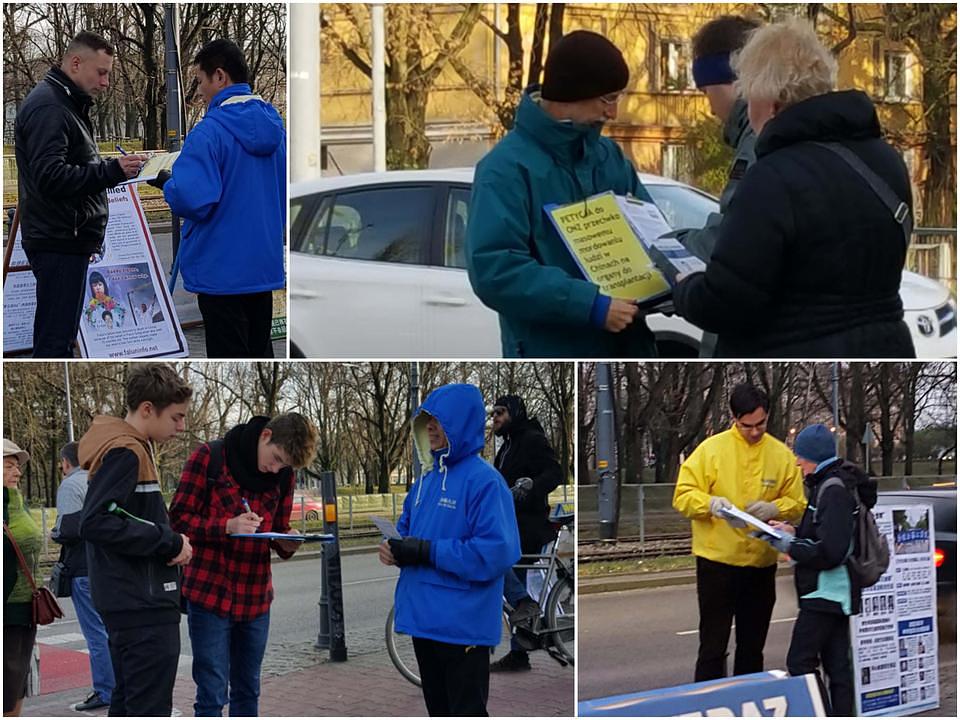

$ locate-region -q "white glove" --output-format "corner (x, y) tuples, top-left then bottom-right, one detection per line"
(745, 500), (779, 522)
(708, 496), (732, 517)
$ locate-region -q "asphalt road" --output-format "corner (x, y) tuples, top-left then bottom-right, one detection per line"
(580, 575), (801, 700)
(580, 575), (957, 716)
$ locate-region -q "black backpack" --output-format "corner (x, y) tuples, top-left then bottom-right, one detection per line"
(816, 476), (890, 587)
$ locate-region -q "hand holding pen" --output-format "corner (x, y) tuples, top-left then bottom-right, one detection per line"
(114, 144), (148, 179)
(226, 497), (262, 535)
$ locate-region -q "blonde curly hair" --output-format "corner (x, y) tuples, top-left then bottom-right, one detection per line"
(732, 19), (837, 108)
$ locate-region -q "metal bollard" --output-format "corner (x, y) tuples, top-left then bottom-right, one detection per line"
(316, 470), (347, 661)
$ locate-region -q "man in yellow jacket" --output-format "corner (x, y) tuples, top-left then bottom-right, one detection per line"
(673, 383), (805, 682)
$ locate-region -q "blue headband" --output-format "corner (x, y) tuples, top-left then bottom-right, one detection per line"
(692, 52), (736, 89)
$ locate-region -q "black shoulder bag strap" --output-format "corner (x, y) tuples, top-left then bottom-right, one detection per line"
(206, 439), (224, 481)
(811, 141), (912, 250)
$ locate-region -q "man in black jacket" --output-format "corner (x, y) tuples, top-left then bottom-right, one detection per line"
(489, 395), (564, 672)
(14, 31), (145, 357)
(765, 424), (875, 716)
(79, 364), (193, 716)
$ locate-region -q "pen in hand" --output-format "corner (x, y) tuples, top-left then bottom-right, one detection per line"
(115, 144), (127, 156)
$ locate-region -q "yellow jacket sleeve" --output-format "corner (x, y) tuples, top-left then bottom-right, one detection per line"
(673, 448), (712, 520)
(773, 461), (806, 522)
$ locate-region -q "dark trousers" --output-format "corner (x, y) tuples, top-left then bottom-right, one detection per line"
(786, 608), (854, 716)
(197, 291), (274, 358)
(412, 637), (490, 717)
(107, 622), (179, 717)
(695, 557), (777, 681)
(24, 248), (89, 358)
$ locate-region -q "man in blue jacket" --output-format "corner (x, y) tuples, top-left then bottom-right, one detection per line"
(151, 39), (285, 358)
(380, 383), (521, 716)
(466, 30), (656, 358)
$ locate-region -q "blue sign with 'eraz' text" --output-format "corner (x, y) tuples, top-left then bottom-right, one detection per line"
(579, 672), (826, 717)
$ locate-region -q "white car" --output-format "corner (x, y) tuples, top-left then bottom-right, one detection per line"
(289, 168), (956, 358)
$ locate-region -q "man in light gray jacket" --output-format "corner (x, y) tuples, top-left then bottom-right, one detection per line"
(677, 15), (759, 357)
(53, 442), (114, 711)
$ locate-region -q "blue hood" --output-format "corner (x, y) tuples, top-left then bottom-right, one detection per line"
(413, 383), (486, 471)
(394, 383), (521, 647)
(205, 84), (284, 157)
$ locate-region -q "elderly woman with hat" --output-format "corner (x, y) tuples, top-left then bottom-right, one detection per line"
(673, 19), (915, 358)
(4, 439), (42, 716)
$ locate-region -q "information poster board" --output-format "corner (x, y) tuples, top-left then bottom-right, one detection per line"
(852, 503), (939, 716)
(3, 185), (188, 358)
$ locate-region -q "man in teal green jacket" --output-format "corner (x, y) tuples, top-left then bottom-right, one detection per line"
(466, 30), (657, 358)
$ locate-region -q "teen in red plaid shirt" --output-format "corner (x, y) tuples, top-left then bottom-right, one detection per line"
(169, 413), (318, 717)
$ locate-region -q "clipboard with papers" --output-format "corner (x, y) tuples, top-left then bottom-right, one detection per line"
(546, 192), (706, 309)
(229, 532), (334, 542)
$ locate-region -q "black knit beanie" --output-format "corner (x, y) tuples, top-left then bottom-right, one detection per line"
(541, 30), (629, 102)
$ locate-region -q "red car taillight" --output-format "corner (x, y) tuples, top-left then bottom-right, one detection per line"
(934, 547), (945, 568)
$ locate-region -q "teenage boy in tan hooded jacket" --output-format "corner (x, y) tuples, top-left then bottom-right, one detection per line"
(79, 363), (193, 716)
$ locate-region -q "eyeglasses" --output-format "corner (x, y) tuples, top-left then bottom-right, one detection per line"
(736, 415), (769, 431)
(599, 92), (625, 106)
(491, 408), (507, 417)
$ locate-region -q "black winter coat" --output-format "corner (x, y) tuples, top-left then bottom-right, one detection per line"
(494, 419), (564, 554)
(789, 459), (878, 616)
(14, 67), (126, 255)
(79, 448), (183, 631)
(674, 90), (915, 358)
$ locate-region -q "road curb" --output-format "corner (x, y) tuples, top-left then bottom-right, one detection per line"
(580, 563), (795, 595)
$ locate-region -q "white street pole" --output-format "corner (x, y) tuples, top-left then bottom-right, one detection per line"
(291, 3), (322, 181)
(371, 3), (387, 172)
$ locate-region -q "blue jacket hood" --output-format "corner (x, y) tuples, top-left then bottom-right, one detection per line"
(205, 84), (284, 157)
(393, 384), (521, 646)
(413, 384), (486, 471)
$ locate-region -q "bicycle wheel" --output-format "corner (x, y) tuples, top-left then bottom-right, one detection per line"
(545, 574), (575, 664)
(385, 605), (421, 687)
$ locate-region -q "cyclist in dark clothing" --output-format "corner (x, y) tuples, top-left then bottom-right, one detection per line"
(490, 395), (564, 672)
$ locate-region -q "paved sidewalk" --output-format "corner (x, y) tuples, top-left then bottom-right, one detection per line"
(23, 639), (573, 717)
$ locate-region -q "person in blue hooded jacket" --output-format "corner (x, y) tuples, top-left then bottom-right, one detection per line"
(150, 39), (285, 358)
(466, 30), (657, 359)
(380, 383), (521, 716)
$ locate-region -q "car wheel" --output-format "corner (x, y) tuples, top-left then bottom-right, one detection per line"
(290, 341), (305, 358)
(306, 510), (320, 521)
(655, 339), (698, 358)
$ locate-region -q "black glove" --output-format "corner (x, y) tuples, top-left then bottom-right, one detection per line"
(388, 537), (432, 567)
(146, 169), (171, 190)
(511, 477), (534, 503)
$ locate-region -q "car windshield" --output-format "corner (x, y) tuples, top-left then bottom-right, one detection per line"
(645, 184), (719, 230)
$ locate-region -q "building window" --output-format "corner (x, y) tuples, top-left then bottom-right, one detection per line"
(660, 40), (694, 92)
(662, 143), (693, 183)
(884, 51), (914, 102)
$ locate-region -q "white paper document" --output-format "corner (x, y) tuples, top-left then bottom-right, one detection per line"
(371, 515), (402, 540)
(118, 152), (180, 185)
(719, 506), (787, 539)
(615, 195), (674, 242)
